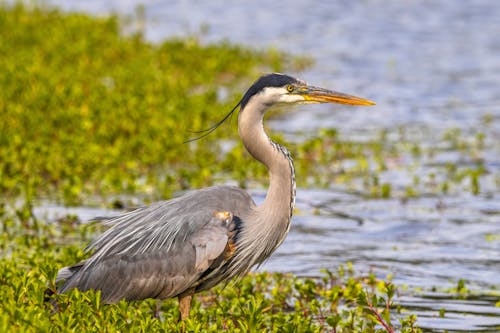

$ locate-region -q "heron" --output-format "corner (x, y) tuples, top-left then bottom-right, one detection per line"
(52, 73), (374, 320)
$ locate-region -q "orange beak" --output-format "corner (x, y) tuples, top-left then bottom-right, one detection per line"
(300, 86), (375, 106)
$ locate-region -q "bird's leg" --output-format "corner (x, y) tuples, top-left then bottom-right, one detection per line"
(153, 300), (163, 319)
(178, 289), (195, 321)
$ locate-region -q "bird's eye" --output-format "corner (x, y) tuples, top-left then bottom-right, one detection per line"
(286, 85), (294, 92)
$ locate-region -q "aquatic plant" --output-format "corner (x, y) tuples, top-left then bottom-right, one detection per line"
(0, 4), (493, 206)
(1, 203), (422, 332)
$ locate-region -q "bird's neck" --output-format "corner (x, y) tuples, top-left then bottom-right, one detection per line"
(238, 102), (295, 240)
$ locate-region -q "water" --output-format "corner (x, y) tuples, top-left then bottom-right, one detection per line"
(39, 1), (500, 331)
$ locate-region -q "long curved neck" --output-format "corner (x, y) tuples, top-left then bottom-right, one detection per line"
(238, 98), (296, 233)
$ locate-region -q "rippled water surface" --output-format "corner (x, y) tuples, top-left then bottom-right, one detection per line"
(41, 1), (500, 331)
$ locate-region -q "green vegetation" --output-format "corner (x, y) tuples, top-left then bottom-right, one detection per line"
(1, 203), (421, 332)
(0, 3), (290, 204)
(1, 2), (498, 332)
(1, 4), (493, 207)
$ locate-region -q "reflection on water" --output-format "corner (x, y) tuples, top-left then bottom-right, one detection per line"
(41, 0), (500, 331)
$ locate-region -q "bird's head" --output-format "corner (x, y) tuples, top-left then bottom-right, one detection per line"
(186, 73), (374, 142)
(240, 73), (375, 110)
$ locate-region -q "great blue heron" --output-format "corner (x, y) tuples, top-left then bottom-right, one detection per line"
(52, 73), (374, 320)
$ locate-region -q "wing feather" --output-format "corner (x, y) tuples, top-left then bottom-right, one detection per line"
(87, 186), (253, 264)
(57, 191), (248, 303)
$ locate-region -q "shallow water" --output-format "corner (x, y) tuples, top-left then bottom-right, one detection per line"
(39, 0), (500, 331)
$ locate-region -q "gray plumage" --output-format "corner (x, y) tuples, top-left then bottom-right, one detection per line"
(53, 73), (374, 319)
(58, 187), (253, 302)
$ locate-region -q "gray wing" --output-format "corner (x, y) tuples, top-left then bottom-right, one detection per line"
(57, 186), (254, 302)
